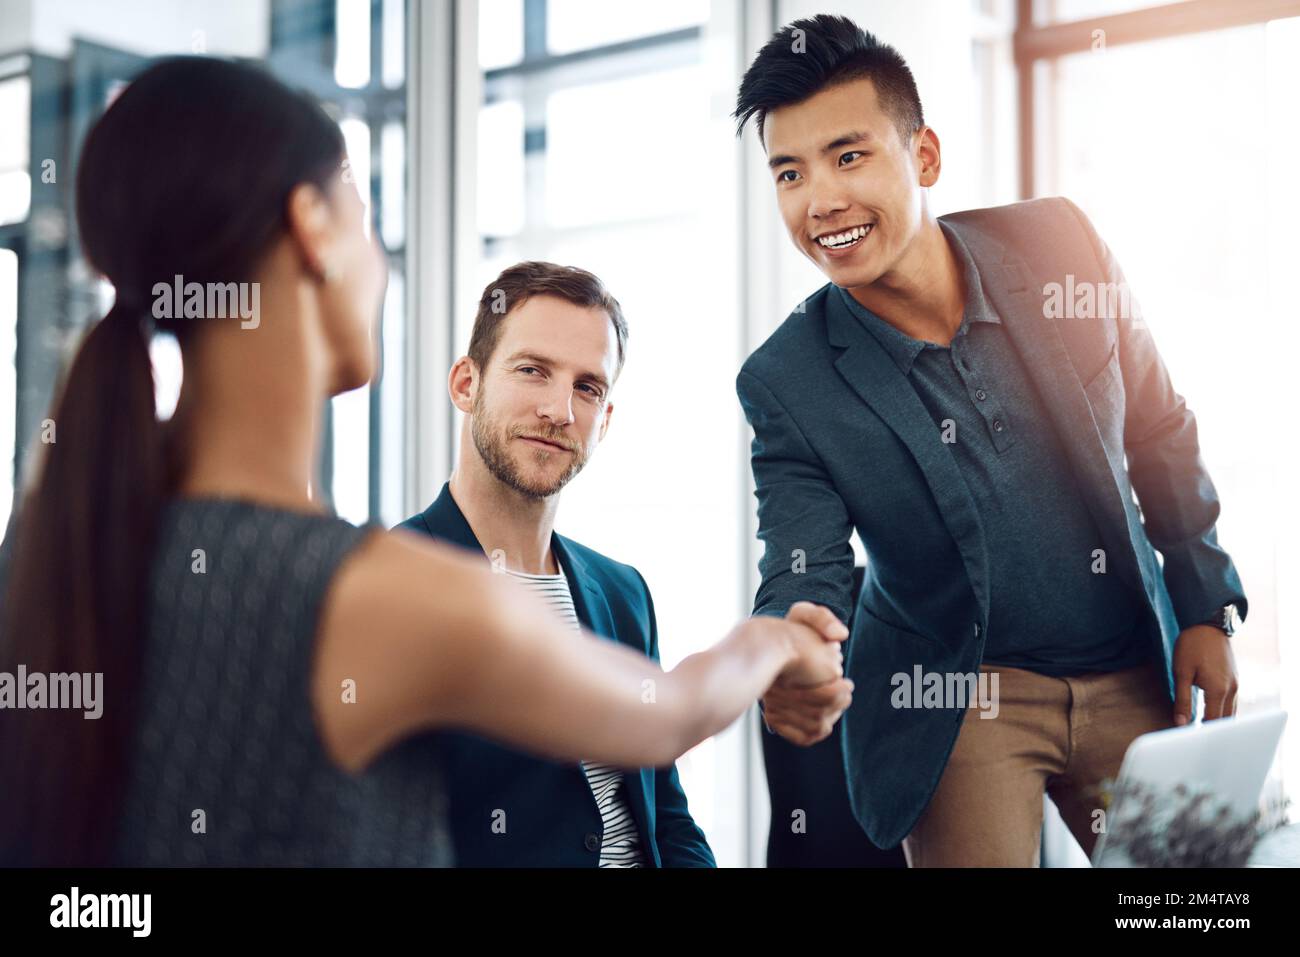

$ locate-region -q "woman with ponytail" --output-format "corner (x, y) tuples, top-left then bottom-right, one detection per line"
(0, 57), (849, 866)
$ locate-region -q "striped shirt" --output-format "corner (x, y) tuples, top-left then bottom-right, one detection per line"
(503, 566), (647, 868)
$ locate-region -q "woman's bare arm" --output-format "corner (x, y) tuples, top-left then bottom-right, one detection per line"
(311, 528), (844, 774)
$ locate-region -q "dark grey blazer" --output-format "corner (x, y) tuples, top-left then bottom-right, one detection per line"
(737, 196), (1247, 849)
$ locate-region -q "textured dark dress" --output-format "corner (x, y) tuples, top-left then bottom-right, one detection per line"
(108, 497), (453, 866)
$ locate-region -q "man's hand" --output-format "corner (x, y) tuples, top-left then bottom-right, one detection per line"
(763, 602), (854, 746)
(1172, 623), (1239, 725)
(762, 677), (854, 746)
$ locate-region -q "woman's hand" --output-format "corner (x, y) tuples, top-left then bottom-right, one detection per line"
(753, 602), (853, 747)
(772, 601), (848, 688)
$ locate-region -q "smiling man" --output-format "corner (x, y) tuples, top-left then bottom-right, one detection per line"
(734, 15), (1247, 866)
(395, 261), (713, 867)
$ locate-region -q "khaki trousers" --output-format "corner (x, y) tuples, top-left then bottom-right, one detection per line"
(901, 659), (1174, 867)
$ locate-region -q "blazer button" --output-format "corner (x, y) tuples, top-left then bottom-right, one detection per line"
(973, 622), (981, 638)
(584, 833), (600, 852)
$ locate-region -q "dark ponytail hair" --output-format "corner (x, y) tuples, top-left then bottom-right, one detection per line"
(0, 57), (344, 865)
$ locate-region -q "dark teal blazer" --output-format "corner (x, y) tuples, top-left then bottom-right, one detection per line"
(738, 197), (1247, 850)
(395, 482), (715, 867)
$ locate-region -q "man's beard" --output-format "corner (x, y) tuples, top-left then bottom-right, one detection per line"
(470, 389), (589, 500)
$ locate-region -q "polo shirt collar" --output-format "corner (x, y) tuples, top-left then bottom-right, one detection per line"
(833, 220), (1000, 376)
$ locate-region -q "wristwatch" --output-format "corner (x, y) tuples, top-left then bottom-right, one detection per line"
(1203, 603), (1239, 637)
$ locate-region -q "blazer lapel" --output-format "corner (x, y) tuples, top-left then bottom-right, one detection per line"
(421, 483), (637, 635)
(551, 536), (617, 643)
(826, 294), (992, 625)
(949, 220), (1147, 597)
(416, 482), (484, 553)
(552, 534), (656, 862)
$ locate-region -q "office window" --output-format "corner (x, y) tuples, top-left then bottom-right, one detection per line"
(0, 249), (16, 535)
(544, 67), (704, 227)
(0, 76), (30, 227)
(478, 0), (525, 70)
(546, 0), (708, 54)
(334, 0), (372, 88)
(1, 0), (411, 527)
(1036, 0), (1193, 23)
(477, 99), (526, 237)
(1036, 11), (1300, 803)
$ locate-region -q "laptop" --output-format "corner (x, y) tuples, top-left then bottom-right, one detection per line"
(1091, 709), (1288, 867)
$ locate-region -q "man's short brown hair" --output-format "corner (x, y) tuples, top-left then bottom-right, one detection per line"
(467, 261), (628, 379)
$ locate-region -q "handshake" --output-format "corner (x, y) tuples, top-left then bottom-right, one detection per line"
(743, 601), (855, 747)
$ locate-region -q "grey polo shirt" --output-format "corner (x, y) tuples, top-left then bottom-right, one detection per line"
(834, 221), (1150, 676)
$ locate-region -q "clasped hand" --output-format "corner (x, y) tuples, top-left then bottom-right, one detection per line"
(755, 601), (854, 747)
